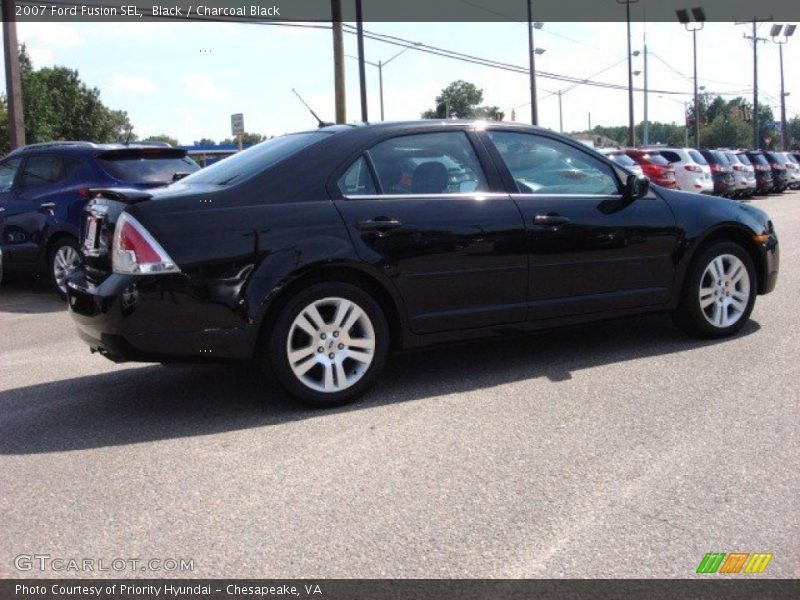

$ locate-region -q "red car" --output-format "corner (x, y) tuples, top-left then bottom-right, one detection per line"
(623, 149), (678, 188)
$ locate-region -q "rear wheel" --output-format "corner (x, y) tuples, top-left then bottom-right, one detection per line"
(267, 282), (390, 407)
(672, 241), (756, 338)
(49, 237), (82, 300)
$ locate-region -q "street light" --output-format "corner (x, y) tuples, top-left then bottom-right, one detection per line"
(677, 6), (706, 149)
(346, 44), (419, 121)
(527, 3), (542, 125)
(617, 0), (639, 147)
(771, 24), (796, 150)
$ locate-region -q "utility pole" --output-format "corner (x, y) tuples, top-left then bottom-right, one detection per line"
(331, 0), (345, 124)
(770, 24), (796, 150)
(739, 18), (772, 149)
(617, 0), (639, 147)
(643, 34), (649, 145)
(558, 90), (563, 133)
(588, 112), (591, 132)
(2, 0), (25, 149)
(355, 0), (368, 122)
(526, 1), (538, 125)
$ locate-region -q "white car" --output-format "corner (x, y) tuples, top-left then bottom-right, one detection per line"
(721, 150), (757, 198)
(599, 148), (644, 177)
(780, 152), (800, 189)
(649, 147), (714, 194)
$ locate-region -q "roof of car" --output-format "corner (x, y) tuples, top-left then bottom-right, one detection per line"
(7, 141), (178, 158)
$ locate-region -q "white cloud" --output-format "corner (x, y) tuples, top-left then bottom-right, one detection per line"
(181, 74), (229, 102)
(27, 47), (54, 67)
(17, 22), (80, 47)
(111, 74), (157, 95)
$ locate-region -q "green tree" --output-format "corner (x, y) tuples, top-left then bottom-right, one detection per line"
(786, 116), (800, 150)
(421, 80), (501, 119)
(219, 132), (265, 146)
(193, 137), (216, 145)
(142, 134), (178, 146)
(15, 45), (133, 146)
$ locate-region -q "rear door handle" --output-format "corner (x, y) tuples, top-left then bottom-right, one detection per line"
(39, 202), (56, 212)
(356, 217), (402, 232)
(533, 214), (570, 227)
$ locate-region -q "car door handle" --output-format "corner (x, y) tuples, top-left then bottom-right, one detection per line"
(533, 214), (570, 227)
(39, 202), (56, 212)
(356, 217), (402, 232)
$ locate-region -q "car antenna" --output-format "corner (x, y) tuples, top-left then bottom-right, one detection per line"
(292, 88), (333, 128)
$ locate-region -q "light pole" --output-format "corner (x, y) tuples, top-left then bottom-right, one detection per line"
(526, 7), (543, 126)
(346, 45), (418, 121)
(642, 34), (650, 146)
(677, 7), (706, 149)
(2, 0), (25, 149)
(617, 0), (639, 147)
(770, 24), (796, 150)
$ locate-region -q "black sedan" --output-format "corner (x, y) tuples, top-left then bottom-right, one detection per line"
(67, 121), (779, 406)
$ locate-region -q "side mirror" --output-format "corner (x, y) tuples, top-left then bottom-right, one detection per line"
(624, 174), (650, 200)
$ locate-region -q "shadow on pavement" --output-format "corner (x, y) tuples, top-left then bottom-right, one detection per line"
(0, 313), (761, 455)
(0, 277), (66, 315)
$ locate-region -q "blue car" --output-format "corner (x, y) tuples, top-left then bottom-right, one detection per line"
(0, 142), (199, 297)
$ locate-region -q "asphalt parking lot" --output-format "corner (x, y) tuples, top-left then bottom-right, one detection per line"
(1, 192), (798, 579)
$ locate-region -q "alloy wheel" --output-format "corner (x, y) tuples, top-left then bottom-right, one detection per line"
(698, 254), (750, 329)
(53, 245), (81, 293)
(286, 296), (376, 393)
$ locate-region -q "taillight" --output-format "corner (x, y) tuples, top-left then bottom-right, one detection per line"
(710, 164), (723, 173)
(684, 164), (702, 172)
(112, 212), (179, 275)
(732, 164), (745, 171)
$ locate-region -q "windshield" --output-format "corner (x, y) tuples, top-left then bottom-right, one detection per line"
(749, 153), (769, 166)
(712, 151), (730, 166)
(724, 152), (740, 165)
(736, 153), (752, 166)
(766, 152), (787, 165)
(98, 150), (199, 185)
(182, 132), (329, 185)
(688, 150), (708, 165)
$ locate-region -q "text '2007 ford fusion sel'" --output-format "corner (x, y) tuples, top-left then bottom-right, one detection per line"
(67, 121), (779, 406)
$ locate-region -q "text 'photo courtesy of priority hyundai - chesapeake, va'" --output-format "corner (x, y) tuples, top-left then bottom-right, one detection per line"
(0, 1), (798, 599)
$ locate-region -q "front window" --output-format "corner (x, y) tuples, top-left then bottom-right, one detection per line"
(367, 131), (488, 195)
(489, 131), (619, 195)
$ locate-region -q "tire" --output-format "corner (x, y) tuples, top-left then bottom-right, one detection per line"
(267, 282), (390, 407)
(672, 241), (757, 339)
(49, 236), (83, 300)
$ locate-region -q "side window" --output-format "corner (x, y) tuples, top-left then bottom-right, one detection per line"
(367, 131), (488, 195)
(0, 158), (22, 193)
(338, 156), (376, 196)
(488, 131), (620, 195)
(20, 155), (66, 190)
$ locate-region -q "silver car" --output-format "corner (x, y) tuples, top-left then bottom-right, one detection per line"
(599, 148), (644, 177)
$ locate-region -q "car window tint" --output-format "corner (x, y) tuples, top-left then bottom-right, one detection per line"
(0, 158), (22, 193)
(367, 131), (488, 195)
(688, 150), (708, 165)
(736, 153), (752, 166)
(713, 151), (731, 166)
(488, 131), (619, 195)
(609, 153), (636, 167)
(643, 153), (670, 166)
(338, 156), (376, 196)
(20, 155), (65, 189)
(660, 151), (682, 163)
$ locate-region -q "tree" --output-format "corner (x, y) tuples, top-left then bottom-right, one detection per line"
(786, 116), (800, 150)
(14, 45), (133, 147)
(219, 132), (266, 146)
(193, 137), (216, 145)
(421, 80), (502, 119)
(142, 134), (178, 146)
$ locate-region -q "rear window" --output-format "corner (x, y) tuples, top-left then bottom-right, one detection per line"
(609, 153), (636, 167)
(748, 153), (768, 166)
(688, 150), (708, 165)
(766, 152), (787, 165)
(98, 149), (199, 185)
(736, 153), (752, 166)
(643, 153), (670, 166)
(724, 152), (740, 165)
(711, 151), (730, 166)
(182, 132), (329, 186)
(659, 150), (682, 163)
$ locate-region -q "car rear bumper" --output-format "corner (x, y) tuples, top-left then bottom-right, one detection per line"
(67, 270), (255, 363)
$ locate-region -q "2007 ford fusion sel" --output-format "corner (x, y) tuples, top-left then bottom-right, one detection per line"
(67, 121), (779, 406)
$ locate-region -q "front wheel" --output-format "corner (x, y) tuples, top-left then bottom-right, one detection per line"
(672, 241), (756, 338)
(267, 282), (390, 407)
(49, 237), (82, 300)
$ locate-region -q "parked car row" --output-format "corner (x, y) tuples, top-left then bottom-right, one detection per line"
(601, 146), (800, 198)
(0, 142), (200, 296)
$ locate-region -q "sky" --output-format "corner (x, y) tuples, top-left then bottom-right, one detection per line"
(2, 17), (798, 145)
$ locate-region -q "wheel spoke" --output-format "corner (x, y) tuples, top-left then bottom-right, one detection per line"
(294, 313), (318, 338)
(729, 296), (746, 312)
(323, 363), (335, 391)
(293, 355), (319, 376)
(304, 304), (327, 330)
(348, 336), (375, 350)
(346, 348), (373, 364)
(335, 361), (348, 388)
(699, 287), (715, 309)
(342, 304), (364, 333)
(333, 299), (354, 329)
(289, 345), (315, 365)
